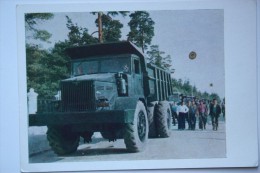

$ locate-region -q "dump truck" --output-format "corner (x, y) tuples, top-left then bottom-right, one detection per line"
(29, 41), (174, 155)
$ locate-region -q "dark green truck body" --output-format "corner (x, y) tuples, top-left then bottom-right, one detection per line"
(29, 41), (174, 154)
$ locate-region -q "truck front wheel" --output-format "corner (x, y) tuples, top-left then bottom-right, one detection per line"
(47, 126), (80, 155)
(124, 101), (148, 152)
(155, 101), (172, 137)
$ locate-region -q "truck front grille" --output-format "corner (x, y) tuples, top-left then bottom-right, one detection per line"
(61, 80), (96, 112)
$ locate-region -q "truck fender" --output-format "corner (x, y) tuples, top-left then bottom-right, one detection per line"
(115, 97), (146, 110)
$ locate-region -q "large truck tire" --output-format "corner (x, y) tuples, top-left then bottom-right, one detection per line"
(47, 126), (80, 155)
(147, 102), (157, 138)
(124, 101), (148, 152)
(155, 101), (172, 138)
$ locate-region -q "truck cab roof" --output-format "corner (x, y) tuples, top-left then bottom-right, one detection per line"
(66, 41), (145, 61)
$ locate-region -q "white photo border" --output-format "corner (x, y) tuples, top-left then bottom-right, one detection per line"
(17, 0), (258, 172)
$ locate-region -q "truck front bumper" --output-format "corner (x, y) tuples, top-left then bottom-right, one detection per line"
(29, 109), (135, 126)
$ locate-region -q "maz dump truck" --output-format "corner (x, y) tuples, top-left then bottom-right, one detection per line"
(29, 41), (174, 155)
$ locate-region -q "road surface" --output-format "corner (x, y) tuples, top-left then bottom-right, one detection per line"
(29, 120), (226, 163)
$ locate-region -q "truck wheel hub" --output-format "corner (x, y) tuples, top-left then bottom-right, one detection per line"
(137, 111), (146, 142)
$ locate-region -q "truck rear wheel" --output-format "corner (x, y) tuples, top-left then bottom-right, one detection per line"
(124, 101), (148, 152)
(47, 126), (80, 155)
(147, 103), (157, 138)
(155, 101), (172, 138)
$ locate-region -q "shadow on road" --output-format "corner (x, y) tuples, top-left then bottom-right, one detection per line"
(67, 147), (128, 157)
(85, 137), (107, 144)
(29, 151), (64, 163)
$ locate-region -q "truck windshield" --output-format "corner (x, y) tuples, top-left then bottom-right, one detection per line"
(72, 55), (131, 76)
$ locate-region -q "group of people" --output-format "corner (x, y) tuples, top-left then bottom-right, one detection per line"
(171, 98), (225, 131)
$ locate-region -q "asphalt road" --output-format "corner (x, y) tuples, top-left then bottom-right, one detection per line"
(29, 120), (226, 163)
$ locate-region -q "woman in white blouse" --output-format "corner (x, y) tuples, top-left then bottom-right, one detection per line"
(177, 101), (189, 130)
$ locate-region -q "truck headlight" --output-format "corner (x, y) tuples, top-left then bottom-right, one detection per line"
(96, 90), (110, 108)
(96, 98), (109, 107)
(95, 82), (115, 109)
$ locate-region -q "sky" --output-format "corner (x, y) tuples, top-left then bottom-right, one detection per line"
(27, 10), (225, 98)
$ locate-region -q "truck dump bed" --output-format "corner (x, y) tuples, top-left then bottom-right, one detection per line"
(146, 63), (173, 102)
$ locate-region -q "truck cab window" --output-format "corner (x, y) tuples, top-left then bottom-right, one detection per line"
(72, 55), (131, 76)
(134, 59), (140, 74)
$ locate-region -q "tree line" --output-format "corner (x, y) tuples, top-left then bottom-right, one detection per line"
(172, 79), (221, 102)
(25, 12), (220, 101)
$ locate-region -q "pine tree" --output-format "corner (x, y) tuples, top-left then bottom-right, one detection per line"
(91, 11), (128, 43)
(25, 13), (54, 42)
(127, 11), (155, 53)
(25, 13), (56, 97)
(66, 16), (98, 46)
(95, 14), (123, 42)
(146, 45), (172, 70)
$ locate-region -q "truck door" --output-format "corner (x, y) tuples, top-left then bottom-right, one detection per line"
(133, 58), (143, 96)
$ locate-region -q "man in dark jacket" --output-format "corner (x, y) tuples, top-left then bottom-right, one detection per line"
(210, 99), (222, 131)
(189, 100), (198, 130)
(198, 100), (207, 130)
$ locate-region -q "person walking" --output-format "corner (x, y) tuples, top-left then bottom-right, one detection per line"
(186, 101), (192, 130)
(203, 101), (209, 127)
(177, 101), (189, 130)
(222, 98), (225, 121)
(210, 98), (222, 131)
(170, 101), (178, 126)
(188, 100), (198, 130)
(198, 100), (207, 130)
